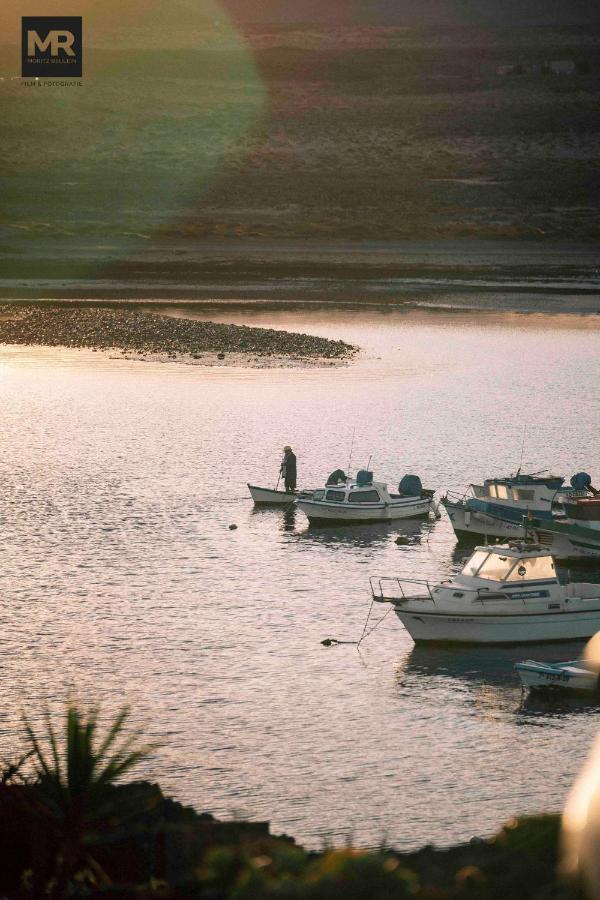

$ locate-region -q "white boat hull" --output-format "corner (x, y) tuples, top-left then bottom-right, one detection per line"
(248, 484), (311, 505)
(444, 503), (528, 540)
(516, 661), (600, 692)
(394, 607), (600, 644)
(297, 496), (431, 524)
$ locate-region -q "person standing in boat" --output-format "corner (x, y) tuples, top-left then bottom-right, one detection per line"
(281, 446), (297, 493)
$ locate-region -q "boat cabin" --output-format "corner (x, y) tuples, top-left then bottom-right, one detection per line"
(471, 474), (563, 505)
(312, 480), (392, 505)
(458, 543), (559, 586)
(563, 498), (600, 524)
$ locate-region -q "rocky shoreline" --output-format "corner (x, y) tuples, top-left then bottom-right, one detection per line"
(0, 305), (357, 367)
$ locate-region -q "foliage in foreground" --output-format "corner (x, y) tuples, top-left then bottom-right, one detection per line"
(0, 702), (582, 899)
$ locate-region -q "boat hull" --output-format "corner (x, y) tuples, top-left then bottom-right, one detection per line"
(516, 661), (599, 692)
(248, 484), (311, 505)
(443, 501), (527, 540)
(297, 496), (431, 524)
(394, 607), (600, 644)
(533, 519), (600, 560)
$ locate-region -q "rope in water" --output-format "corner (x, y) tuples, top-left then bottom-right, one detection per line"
(321, 597), (393, 648)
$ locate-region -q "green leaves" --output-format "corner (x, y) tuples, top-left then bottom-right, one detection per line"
(19, 701), (157, 896)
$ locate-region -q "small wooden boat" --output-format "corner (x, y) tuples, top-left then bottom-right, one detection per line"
(247, 484), (313, 505)
(515, 658), (600, 693)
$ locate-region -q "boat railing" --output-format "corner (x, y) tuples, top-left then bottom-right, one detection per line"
(370, 576), (435, 604)
(442, 489), (470, 505)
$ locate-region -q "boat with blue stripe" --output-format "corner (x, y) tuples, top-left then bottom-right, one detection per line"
(441, 471), (594, 543)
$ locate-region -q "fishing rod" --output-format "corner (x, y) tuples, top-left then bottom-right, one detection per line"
(515, 424), (527, 476)
(347, 428), (356, 476)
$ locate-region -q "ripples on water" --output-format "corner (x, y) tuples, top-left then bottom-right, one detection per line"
(0, 306), (599, 850)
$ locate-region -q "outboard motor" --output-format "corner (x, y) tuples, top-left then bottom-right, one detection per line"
(398, 474), (423, 497)
(326, 469), (347, 486)
(570, 471), (599, 494)
(356, 469), (373, 486)
(570, 472), (592, 491)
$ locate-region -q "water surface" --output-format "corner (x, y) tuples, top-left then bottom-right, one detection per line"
(1, 305), (599, 849)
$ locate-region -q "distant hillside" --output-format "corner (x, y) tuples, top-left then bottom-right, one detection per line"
(224, 0), (600, 27)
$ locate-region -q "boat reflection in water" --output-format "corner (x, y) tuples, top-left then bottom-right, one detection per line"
(298, 517), (434, 551)
(395, 640), (600, 720)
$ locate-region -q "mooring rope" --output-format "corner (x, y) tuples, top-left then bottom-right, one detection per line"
(321, 596), (393, 648)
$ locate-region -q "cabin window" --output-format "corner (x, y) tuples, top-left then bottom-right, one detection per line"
(348, 489), (381, 503)
(475, 554), (514, 581)
(505, 556), (556, 581)
(487, 485), (498, 498)
(496, 484), (509, 500)
(313, 490), (325, 500)
(513, 488), (534, 501)
(463, 550), (490, 576)
(325, 490), (345, 502)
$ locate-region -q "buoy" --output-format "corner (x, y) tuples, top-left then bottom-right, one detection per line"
(217, 352), (225, 360)
(229, 524), (237, 530)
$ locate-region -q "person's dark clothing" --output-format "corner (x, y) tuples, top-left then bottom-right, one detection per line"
(281, 451), (297, 492)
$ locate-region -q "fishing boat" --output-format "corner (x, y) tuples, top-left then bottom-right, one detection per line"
(247, 484), (313, 505)
(441, 471), (593, 541)
(515, 658), (600, 693)
(370, 540), (600, 644)
(296, 471), (435, 525)
(531, 497), (600, 560)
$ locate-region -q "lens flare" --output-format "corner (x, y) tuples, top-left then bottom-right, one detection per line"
(0, 0), (266, 283)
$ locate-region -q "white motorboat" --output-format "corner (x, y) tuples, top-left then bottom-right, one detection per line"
(441, 471), (594, 542)
(370, 541), (600, 644)
(515, 659), (600, 693)
(296, 471), (435, 525)
(248, 484), (313, 505)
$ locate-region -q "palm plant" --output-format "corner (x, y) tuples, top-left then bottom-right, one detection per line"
(22, 702), (156, 897)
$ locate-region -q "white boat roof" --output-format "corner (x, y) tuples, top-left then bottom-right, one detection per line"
(473, 541), (553, 558)
(326, 479), (387, 490)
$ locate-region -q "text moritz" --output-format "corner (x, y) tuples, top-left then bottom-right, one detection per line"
(22, 17), (82, 77)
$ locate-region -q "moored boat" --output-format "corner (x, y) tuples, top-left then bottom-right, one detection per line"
(370, 540), (600, 644)
(531, 497), (600, 560)
(248, 484), (313, 505)
(515, 658), (600, 693)
(441, 471), (593, 542)
(296, 470), (435, 525)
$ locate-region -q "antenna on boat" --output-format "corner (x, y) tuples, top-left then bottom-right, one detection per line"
(347, 428), (356, 477)
(366, 454), (372, 471)
(516, 424), (527, 476)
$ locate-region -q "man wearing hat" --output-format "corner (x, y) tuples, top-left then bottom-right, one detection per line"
(281, 446), (297, 493)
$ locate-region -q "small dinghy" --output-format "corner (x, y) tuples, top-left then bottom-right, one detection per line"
(247, 484), (313, 505)
(515, 659), (600, 693)
(296, 470), (435, 525)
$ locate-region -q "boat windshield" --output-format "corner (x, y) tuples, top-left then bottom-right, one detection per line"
(462, 550), (491, 576)
(473, 553), (515, 581)
(505, 556), (556, 581)
(462, 550), (556, 582)
(462, 551), (515, 581)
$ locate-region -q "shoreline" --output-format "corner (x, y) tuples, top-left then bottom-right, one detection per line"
(1, 238), (599, 313)
(0, 294), (599, 317)
(0, 305), (356, 368)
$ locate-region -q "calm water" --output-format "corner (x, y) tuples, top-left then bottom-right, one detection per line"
(1, 305), (600, 850)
